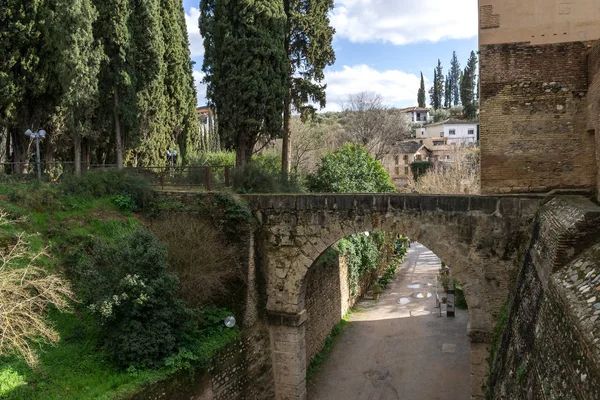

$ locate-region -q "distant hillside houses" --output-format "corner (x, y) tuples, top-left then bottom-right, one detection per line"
(399, 106), (431, 125)
(417, 119), (479, 145)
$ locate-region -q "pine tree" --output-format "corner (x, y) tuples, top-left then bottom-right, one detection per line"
(449, 51), (461, 106)
(460, 51), (478, 120)
(417, 72), (426, 108)
(281, 0), (336, 177)
(200, 0), (287, 167)
(52, 0), (103, 176)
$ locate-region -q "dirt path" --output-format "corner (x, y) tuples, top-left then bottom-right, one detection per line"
(308, 243), (471, 400)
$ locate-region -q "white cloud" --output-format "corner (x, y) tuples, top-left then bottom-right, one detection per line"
(186, 8), (204, 57)
(331, 0), (478, 45)
(193, 70), (208, 106)
(323, 65), (423, 111)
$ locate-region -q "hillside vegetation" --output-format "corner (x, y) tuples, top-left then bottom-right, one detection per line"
(0, 171), (240, 399)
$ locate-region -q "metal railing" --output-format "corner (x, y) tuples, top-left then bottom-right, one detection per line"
(0, 162), (234, 191)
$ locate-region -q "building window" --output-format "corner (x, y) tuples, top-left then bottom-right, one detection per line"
(421, 130), (424, 136)
(395, 167), (400, 175)
(403, 155), (408, 163)
(416, 112), (421, 121)
(395, 155), (400, 165)
(449, 129), (456, 135)
(468, 129), (474, 135)
(416, 154), (422, 161)
(405, 167), (409, 175)
(433, 140), (443, 146)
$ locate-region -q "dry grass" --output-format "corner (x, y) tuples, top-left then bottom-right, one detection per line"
(149, 214), (243, 308)
(408, 147), (480, 194)
(0, 212), (74, 367)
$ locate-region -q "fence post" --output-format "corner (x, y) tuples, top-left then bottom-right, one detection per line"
(225, 166), (230, 187)
(205, 166), (212, 191)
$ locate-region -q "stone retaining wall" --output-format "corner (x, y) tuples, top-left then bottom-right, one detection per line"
(488, 197), (600, 398)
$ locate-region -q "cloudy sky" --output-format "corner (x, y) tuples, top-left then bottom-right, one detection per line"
(183, 0), (478, 112)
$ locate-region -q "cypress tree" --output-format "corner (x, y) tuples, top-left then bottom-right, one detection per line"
(281, 0), (336, 177)
(93, 0), (137, 169)
(200, 0), (287, 167)
(461, 51), (479, 120)
(444, 73), (452, 108)
(430, 69), (438, 110)
(161, 0), (199, 165)
(52, 0), (103, 176)
(130, 0), (168, 166)
(417, 72), (426, 108)
(449, 51), (461, 106)
(435, 60), (444, 110)
(0, 0), (59, 172)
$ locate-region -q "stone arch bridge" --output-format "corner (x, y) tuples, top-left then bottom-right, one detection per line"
(242, 193), (544, 400)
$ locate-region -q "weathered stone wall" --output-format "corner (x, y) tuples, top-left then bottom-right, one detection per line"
(480, 41), (596, 194)
(488, 197), (600, 399)
(587, 39), (600, 201)
(305, 253), (363, 366)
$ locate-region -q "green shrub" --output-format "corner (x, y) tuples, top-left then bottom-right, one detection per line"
(7, 182), (62, 212)
(232, 163), (303, 193)
(112, 194), (137, 214)
(61, 169), (153, 209)
(75, 229), (192, 369)
(307, 144), (396, 193)
(410, 161), (433, 182)
(188, 151), (236, 167)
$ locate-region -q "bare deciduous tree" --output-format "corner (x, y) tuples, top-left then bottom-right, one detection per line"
(0, 213), (74, 367)
(341, 92), (412, 160)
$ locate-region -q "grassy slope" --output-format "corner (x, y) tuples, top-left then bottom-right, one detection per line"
(0, 184), (237, 399)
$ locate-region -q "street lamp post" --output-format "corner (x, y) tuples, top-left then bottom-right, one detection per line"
(166, 150), (178, 177)
(24, 129), (46, 180)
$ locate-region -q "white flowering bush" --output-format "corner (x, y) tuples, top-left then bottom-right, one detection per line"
(76, 229), (192, 368)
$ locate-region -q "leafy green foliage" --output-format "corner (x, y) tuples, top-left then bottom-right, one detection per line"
(410, 161), (433, 182)
(62, 169), (154, 209)
(336, 232), (386, 296)
(111, 194), (137, 214)
(307, 144), (396, 193)
(76, 229), (192, 368)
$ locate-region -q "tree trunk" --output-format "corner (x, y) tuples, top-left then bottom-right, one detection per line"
(74, 133), (82, 178)
(282, 90), (292, 178)
(114, 87), (124, 169)
(5, 129), (11, 174)
(235, 135), (255, 168)
(281, 0), (292, 179)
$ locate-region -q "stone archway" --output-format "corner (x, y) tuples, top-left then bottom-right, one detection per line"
(248, 194), (541, 400)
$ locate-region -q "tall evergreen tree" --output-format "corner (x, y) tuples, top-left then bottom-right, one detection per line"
(0, 0), (59, 172)
(52, 0), (103, 176)
(444, 72), (452, 108)
(281, 0), (336, 177)
(93, 0), (137, 169)
(460, 51), (478, 120)
(200, 0), (287, 167)
(449, 51), (461, 106)
(429, 69), (438, 110)
(161, 0), (199, 164)
(130, 0), (167, 166)
(431, 60), (444, 110)
(417, 72), (426, 108)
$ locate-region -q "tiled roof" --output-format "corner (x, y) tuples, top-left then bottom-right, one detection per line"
(398, 106), (430, 113)
(396, 141), (426, 154)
